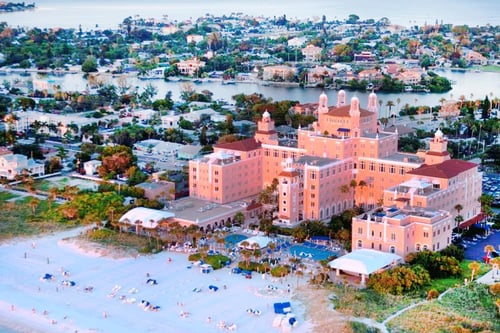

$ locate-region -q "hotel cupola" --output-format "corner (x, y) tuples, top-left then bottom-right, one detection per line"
(254, 110), (278, 145)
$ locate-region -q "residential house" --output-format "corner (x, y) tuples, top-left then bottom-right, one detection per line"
(136, 180), (175, 201)
(262, 65), (297, 81)
(395, 70), (422, 85)
(465, 51), (487, 66)
(0, 153), (45, 180)
(306, 65), (336, 85)
(83, 160), (101, 176)
(358, 69), (383, 81)
(176, 58), (205, 76)
(354, 51), (376, 62)
(301, 44), (322, 63)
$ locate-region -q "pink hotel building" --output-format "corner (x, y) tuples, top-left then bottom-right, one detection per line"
(188, 91), (482, 257)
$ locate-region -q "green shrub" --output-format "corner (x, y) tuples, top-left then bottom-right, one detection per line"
(270, 265), (290, 277)
(88, 228), (115, 240)
(427, 288), (440, 300)
(187, 253), (230, 270)
(238, 261), (267, 272)
(367, 265), (431, 295)
(350, 321), (381, 333)
(406, 250), (461, 278)
(489, 283), (500, 296)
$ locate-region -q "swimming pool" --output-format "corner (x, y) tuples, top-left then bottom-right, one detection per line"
(289, 243), (338, 261)
(224, 234), (248, 248)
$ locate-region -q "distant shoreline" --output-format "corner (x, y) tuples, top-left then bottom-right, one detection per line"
(0, 2), (36, 13)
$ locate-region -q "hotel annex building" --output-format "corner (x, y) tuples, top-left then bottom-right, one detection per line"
(188, 91), (482, 257)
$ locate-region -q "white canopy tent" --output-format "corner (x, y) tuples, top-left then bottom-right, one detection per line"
(327, 249), (403, 285)
(119, 207), (175, 229)
(237, 236), (272, 250)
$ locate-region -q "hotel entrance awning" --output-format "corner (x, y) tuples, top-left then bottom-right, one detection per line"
(458, 213), (486, 229)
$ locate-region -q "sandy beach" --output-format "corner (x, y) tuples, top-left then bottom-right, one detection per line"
(0, 228), (338, 333)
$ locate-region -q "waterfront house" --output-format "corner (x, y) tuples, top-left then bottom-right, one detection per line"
(262, 65), (297, 81)
(176, 58), (205, 76)
(0, 153), (45, 180)
(301, 44), (322, 63)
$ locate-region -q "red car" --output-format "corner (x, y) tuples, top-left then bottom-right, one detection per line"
(483, 251), (499, 263)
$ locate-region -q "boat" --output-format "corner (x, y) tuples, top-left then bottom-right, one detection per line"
(221, 80), (236, 85)
(138, 68), (165, 80)
(404, 86), (413, 92)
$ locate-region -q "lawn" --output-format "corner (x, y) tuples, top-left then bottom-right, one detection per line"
(481, 65), (500, 73)
(429, 260), (491, 292)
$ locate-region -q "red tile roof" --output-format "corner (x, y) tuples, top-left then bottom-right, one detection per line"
(215, 138), (261, 152)
(246, 201), (262, 210)
(407, 159), (477, 179)
(0, 147), (13, 155)
(426, 151), (450, 157)
(459, 213), (486, 229)
(279, 170), (300, 177)
(326, 105), (373, 118)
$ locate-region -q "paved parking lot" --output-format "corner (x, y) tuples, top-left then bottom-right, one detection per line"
(483, 173), (500, 206)
(463, 229), (500, 262)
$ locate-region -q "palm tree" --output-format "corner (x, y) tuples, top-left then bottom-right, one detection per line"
(459, 95), (466, 109)
(233, 212), (245, 227)
(29, 197), (40, 215)
(268, 242), (276, 259)
(417, 106), (425, 121)
(295, 269), (304, 288)
(484, 245), (495, 262)
(349, 179), (357, 204)
(134, 219), (143, 235)
(216, 234), (226, 252)
(357, 180), (367, 207)
(386, 100), (395, 119)
(454, 204), (463, 227)
(61, 185), (79, 201)
(468, 261), (481, 281)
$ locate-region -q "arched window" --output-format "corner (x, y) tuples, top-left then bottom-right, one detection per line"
(422, 244), (428, 251)
(389, 246), (396, 254)
(416, 243), (421, 252)
(357, 240), (363, 248)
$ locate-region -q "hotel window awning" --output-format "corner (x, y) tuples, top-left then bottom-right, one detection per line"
(458, 213), (486, 229)
(337, 128), (350, 132)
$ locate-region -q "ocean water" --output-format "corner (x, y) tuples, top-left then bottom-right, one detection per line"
(0, 0), (498, 30)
